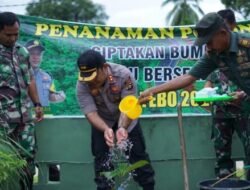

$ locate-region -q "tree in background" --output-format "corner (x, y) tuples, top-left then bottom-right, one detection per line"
(221, 0), (250, 19)
(162, 0), (204, 26)
(26, 0), (109, 24)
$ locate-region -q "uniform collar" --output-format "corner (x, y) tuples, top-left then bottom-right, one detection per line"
(33, 68), (40, 73)
(229, 32), (238, 53)
(0, 43), (18, 51)
(0, 44), (10, 51)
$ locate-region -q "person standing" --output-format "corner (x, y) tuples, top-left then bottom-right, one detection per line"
(25, 39), (66, 108)
(76, 49), (155, 190)
(25, 40), (66, 180)
(139, 11), (250, 181)
(0, 12), (43, 189)
(204, 9), (250, 179)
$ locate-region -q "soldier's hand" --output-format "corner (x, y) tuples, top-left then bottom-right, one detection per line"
(229, 91), (245, 100)
(227, 91), (245, 106)
(139, 89), (154, 104)
(35, 106), (44, 122)
(104, 128), (114, 147)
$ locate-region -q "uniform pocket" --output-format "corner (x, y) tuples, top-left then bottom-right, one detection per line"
(107, 85), (121, 103)
(107, 93), (121, 103)
(219, 67), (236, 81)
(93, 95), (105, 106)
(0, 66), (16, 87)
(0, 102), (21, 124)
(238, 62), (250, 78)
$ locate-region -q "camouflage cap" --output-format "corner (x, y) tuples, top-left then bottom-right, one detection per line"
(25, 40), (45, 52)
(194, 12), (225, 46)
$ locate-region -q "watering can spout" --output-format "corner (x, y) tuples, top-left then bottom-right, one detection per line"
(119, 95), (142, 119)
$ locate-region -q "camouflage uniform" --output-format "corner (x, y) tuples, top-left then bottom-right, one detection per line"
(0, 43), (36, 189)
(207, 70), (250, 179)
(190, 32), (250, 179)
(189, 32), (250, 96)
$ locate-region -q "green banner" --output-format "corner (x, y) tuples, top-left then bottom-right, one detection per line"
(18, 15), (250, 116)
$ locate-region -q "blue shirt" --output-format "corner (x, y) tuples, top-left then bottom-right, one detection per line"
(34, 69), (52, 107)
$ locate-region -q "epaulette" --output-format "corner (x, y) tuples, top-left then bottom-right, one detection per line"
(238, 38), (250, 48)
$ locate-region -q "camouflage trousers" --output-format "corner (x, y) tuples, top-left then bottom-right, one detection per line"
(0, 120), (36, 190)
(0, 120), (36, 159)
(211, 116), (250, 179)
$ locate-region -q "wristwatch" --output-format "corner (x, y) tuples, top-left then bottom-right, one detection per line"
(34, 102), (42, 107)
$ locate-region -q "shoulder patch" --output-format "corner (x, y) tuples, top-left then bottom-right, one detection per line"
(238, 38), (250, 48)
(124, 77), (134, 90)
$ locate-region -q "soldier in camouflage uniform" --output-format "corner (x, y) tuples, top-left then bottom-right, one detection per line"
(139, 12), (250, 99)
(0, 12), (43, 190)
(204, 9), (250, 179)
(76, 50), (155, 190)
(139, 11), (250, 179)
(206, 70), (250, 179)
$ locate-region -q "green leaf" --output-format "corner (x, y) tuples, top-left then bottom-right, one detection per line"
(0, 134), (27, 184)
(100, 160), (149, 180)
(124, 160), (149, 174)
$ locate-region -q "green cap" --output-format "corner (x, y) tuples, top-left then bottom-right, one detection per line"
(194, 12), (225, 46)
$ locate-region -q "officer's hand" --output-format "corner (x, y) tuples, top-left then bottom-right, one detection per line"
(104, 128), (114, 147)
(116, 127), (128, 145)
(35, 106), (44, 122)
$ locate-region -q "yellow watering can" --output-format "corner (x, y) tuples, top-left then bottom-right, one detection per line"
(119, 95), (153, 119)
(119, 95), (142, 119)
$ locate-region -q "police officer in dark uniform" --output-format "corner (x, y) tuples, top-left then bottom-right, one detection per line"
(76, 50), (155, 190)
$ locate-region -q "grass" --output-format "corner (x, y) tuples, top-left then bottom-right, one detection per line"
(0, 133), (27, 189)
